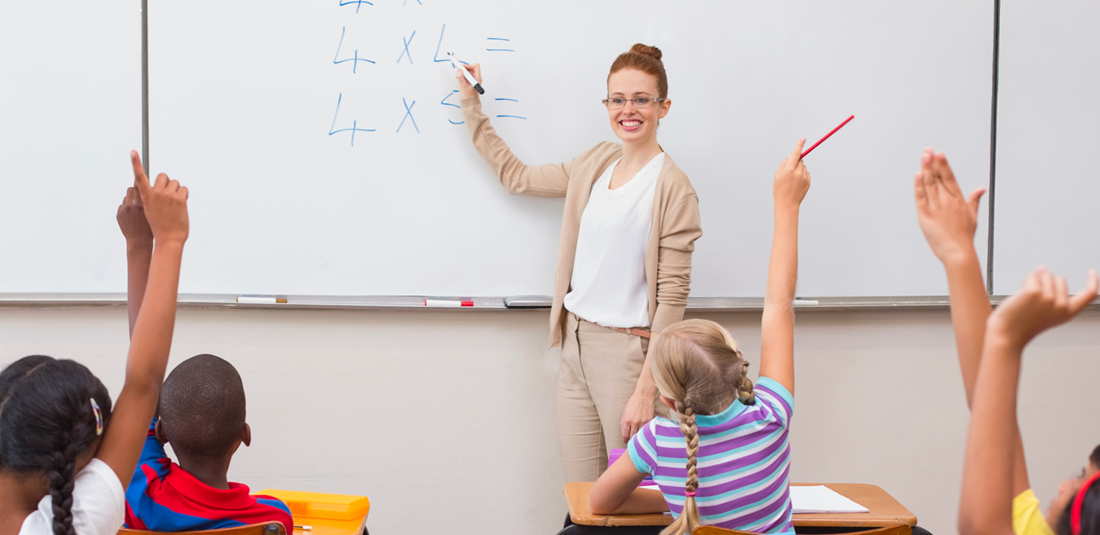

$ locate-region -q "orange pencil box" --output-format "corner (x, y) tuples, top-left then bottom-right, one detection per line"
(255, 490), (369, 535)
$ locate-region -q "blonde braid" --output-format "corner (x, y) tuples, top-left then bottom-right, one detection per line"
(660, 399), (703, 535)
(736, 358), (755, 405)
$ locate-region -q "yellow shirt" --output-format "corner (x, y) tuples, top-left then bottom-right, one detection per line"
(1013, 489), (1055, 535)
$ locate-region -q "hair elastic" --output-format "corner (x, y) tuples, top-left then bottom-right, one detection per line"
(685, 491), (696, 498)
(90, 398), (103, 436)
(1071, 471), (1100, 535)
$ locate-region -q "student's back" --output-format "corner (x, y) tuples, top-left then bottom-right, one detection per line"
(115, 186), (290, 532)
(122, 355), (291, 532)
(0, 152), (190, 535)
(629, 338), (793, 532)
(0, 356), (124, 535)
(589, 139), (811, 535)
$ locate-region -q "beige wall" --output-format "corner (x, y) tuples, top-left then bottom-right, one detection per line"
(1, 306), (1097, 535)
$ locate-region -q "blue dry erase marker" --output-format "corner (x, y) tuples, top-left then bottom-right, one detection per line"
(449, 52), (484, 94)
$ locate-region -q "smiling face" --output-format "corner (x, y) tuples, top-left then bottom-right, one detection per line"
(1046, 460), (1100, 528)
(606, 68), (670, 145)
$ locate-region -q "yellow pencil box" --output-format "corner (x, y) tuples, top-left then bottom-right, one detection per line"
(255, 490), (369, 535)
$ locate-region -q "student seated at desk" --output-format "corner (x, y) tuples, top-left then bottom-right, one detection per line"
(115, 188), (292, 532)
(910, 149), (1100, 535)
(0, 153), (188, 535)
(589, 140), (811, 535)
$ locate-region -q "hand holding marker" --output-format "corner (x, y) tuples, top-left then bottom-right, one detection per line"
(449, 52), (484, 95)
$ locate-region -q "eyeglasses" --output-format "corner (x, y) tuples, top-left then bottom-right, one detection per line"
(601, 97), (666, 109)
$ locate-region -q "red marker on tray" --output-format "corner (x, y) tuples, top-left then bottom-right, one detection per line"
(801, 115), (854, 158)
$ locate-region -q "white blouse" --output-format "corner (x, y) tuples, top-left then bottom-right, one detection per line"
(19, 459), (125, 535)
(564, 152), (664, 328)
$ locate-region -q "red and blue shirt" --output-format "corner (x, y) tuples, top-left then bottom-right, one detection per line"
(124, 419), (293, 532)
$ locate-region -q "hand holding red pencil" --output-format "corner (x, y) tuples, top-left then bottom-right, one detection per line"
(774, 138), (811, 209)
(801, 115), (854, 159)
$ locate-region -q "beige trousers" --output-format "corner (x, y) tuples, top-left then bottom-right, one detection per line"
(557, 313), (667, 483)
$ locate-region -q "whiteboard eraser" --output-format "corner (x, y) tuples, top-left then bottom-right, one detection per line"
(503, 295), (553, 308)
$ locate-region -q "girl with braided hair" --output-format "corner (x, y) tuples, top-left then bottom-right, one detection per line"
(0, 152), (189, 535)
(590, 139), (811, 535)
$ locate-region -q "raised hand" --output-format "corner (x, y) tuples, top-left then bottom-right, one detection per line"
(455, 63), (483, 100)
(988, 267), (1099, 349)
(759, 139), (811, 396)
(914, 148), (986, 264)
(117, 186), (153, 244)
(773, 139), (811, 209)
(130, 151), (188, 246)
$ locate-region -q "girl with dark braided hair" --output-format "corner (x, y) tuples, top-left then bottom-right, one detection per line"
(0, 152), (189, 535)
(591, 140), (811, 535)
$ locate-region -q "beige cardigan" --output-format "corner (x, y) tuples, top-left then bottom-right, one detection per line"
(462, 95), (702, 348)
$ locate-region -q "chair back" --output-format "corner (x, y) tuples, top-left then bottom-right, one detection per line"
(120, 522), (288, 535)
(693, 522), (911, 535)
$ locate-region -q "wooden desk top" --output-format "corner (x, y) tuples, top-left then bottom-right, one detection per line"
(564, 482), (917, 528)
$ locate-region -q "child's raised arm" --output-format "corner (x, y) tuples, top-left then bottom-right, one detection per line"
(914, 149), (988, 405)
(96, 151), (189, 486)
(117, 185), (153, 337)
(913, 149), (1034, 495)
(758, 139), (810, 395)
(958, 268), (1098, 535)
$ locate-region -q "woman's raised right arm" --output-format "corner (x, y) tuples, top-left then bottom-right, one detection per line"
(458, 64), (571, 198)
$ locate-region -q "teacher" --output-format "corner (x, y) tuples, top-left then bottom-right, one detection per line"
(456, 44), (702, 482)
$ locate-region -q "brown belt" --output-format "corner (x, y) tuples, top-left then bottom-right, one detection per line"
(572, 313), (651, 339)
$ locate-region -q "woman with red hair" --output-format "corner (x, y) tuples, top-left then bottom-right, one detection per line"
(456, 44), (700, 482)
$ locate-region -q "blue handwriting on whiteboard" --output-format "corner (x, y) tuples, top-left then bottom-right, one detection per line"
(329, 93), (375, 147)
(495, 98), (526, 119)
(433, 25), (472, 65)
(441, 90), (463, 125)
(339, 0), (372, 13)
(486, 37), (514, 52)
(397, 98), (419, 133)
(433, 25), (450, 63)
(334, 27), (374, 73)
(403, 0), (422, 5)
(398, 31), (416, 64)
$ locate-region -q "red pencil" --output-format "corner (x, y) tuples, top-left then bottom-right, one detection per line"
(801, 115), (855, 158)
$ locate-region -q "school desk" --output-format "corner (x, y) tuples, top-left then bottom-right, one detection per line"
(563, 482), (917, 531)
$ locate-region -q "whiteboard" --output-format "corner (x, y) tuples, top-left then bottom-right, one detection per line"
(0, 2), (142, 293)
(3, 1), (994, 298)
(993, 0), (1100, 295)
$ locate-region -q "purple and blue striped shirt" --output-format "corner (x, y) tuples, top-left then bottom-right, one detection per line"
(628, 377), (795, 534)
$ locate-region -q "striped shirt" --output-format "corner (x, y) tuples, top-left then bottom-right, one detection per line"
(628, 377), (794, 534)
(125, 418), (293, 532)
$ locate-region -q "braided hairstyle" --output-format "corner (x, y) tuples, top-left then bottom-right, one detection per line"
(649, 319), (755, 535)
(0, 355), (112, 535)
(661, 398), (703, 535)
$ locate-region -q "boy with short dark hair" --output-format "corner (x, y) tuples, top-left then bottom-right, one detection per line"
(117, 194), (291, 532)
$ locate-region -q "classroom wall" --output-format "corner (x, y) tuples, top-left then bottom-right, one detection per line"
(1, 306), (1097, 535)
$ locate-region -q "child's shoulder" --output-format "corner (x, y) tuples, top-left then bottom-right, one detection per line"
(754, 377), (793, 405)
(23, 459), (126, 535)
(750, 377), (795, 423)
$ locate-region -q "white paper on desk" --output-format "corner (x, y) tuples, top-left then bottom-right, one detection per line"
(789, 486), (870, 514)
